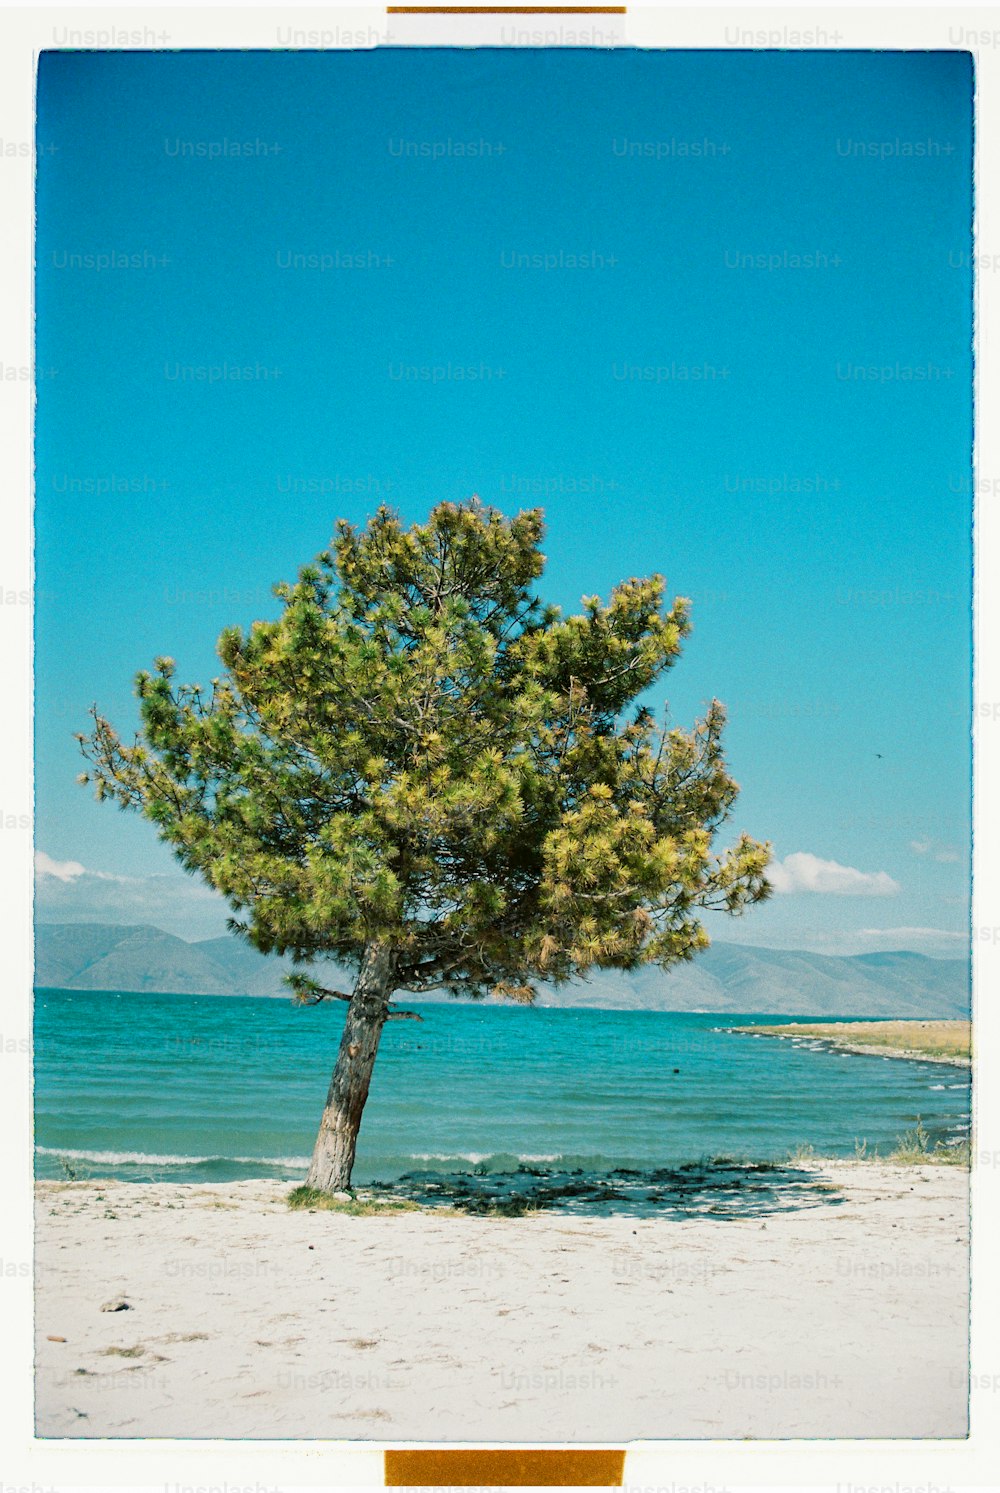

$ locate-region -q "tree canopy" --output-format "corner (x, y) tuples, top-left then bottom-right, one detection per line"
(80, 499), (771, 1001)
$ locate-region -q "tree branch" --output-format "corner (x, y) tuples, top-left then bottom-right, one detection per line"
(285, 974), (352, 1006)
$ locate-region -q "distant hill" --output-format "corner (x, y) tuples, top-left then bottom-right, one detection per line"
(34, 922), (970, 1017)
(539, 943), (970, 1018)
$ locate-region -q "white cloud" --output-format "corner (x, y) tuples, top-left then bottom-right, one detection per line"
(35, 851), (125, 885)
(909, 838), (962, 864)
(769, 851), (899, 898)
(713, 926), (967, 956)
(860, 926), (965, 941)
(34, 850), (229, 940)
(34, 850), (86, 883)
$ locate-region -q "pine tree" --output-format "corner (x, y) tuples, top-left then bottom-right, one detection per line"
(79, 499), (771, 1191)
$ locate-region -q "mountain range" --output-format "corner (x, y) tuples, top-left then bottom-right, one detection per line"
(34, 922), (970, 1017)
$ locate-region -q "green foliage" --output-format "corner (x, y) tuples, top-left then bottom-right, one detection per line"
(79, 499), (771, 999)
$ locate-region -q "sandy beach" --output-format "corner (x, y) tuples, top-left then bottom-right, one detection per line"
(35, 1160), (968, 1441)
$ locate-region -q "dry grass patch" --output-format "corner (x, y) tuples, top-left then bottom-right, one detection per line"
(286, 1186), (423, 1215)
(735, 1019), (970, 1062)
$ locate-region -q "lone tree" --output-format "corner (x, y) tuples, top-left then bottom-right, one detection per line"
(79, 500), (771, 1192)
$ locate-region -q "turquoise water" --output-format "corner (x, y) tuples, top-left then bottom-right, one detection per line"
(33, 990), (970, 1184)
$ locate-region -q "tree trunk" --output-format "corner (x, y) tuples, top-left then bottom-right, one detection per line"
(305, 941), (396, 1193)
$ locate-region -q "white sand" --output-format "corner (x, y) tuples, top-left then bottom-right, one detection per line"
(34, 1162), (968, 1440)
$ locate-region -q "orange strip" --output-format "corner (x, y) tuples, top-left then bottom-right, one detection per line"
(385, 1449), (625, 1486)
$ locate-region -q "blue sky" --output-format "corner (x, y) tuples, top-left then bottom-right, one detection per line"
(34, 48), (973, 952)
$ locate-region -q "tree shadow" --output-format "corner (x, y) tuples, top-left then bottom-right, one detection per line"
(370, 1159), (846, 1219)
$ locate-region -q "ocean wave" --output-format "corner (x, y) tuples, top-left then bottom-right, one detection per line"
(35, 1145), (309, 1168)
(404, 1151), (612, 1171)
(411, 1151), (561, 1163)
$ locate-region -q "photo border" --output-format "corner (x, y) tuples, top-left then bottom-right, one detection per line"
(2, 3), (995, 1487)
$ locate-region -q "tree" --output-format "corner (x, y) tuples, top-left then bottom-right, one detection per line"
(79, 499), (771, 1192)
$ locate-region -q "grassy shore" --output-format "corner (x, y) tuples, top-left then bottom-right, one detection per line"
(731, 1018), (970, 1065)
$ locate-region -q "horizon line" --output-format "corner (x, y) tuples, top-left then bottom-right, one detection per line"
(33, 919), (971, 961)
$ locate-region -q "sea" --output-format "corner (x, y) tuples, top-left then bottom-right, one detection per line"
(32, 989), (971, 1186)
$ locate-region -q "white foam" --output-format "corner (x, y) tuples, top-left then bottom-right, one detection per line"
(35, 1145), (309, 1168)
(411, 1152), (564, 1165)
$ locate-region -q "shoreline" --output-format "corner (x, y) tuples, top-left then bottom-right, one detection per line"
(728, 1019), (971, 1069)
(35, 1159), (969, 1439)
